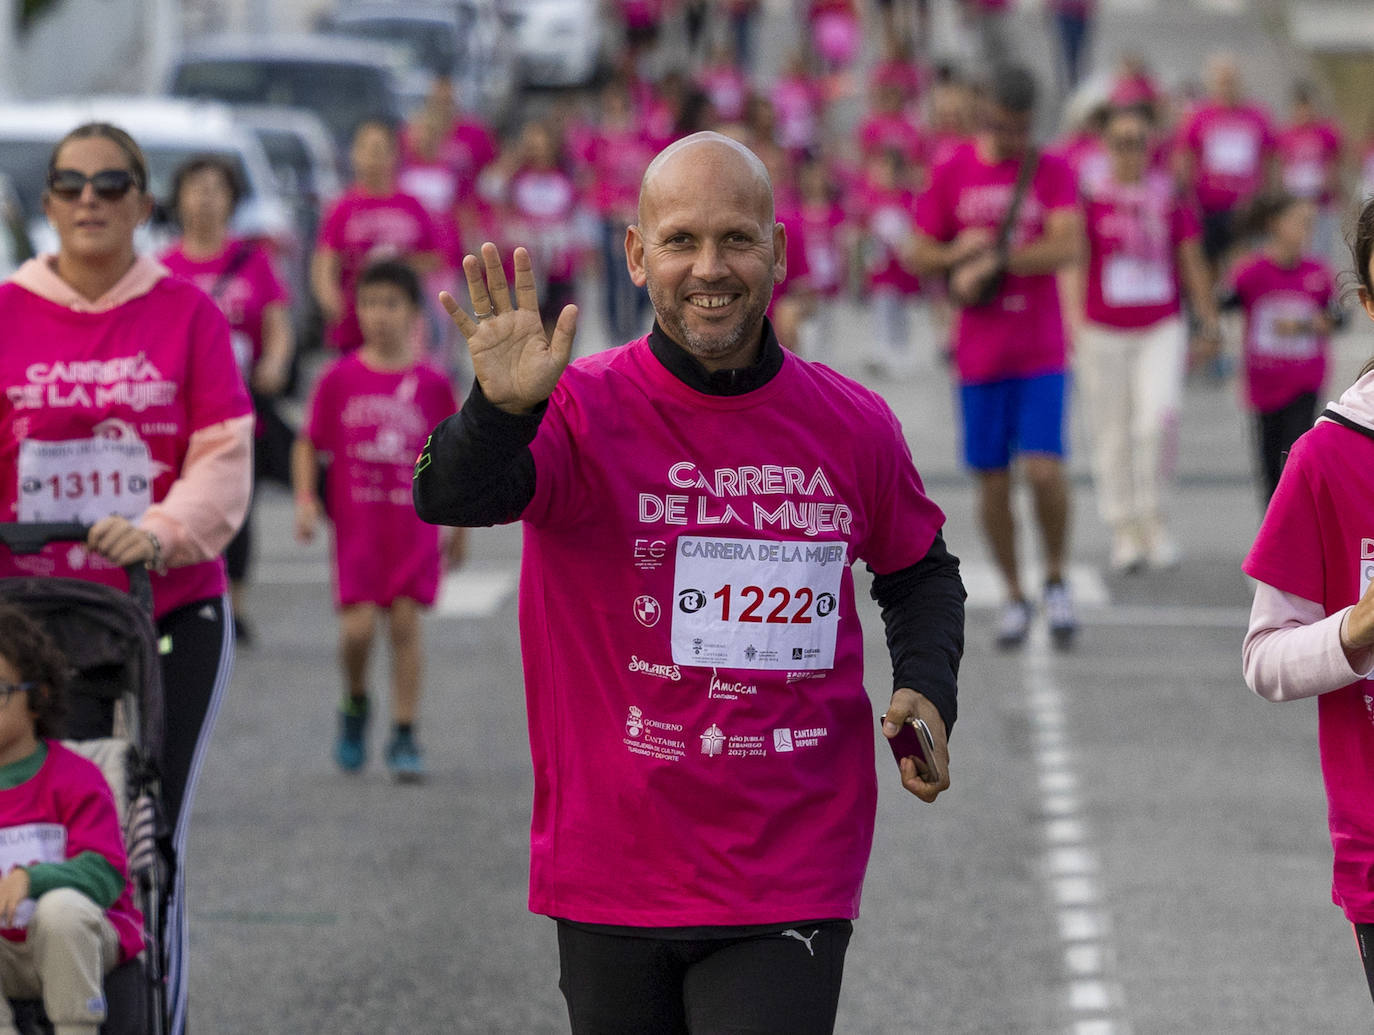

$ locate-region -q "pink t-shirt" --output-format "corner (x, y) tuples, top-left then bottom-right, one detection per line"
(1243, 422), (1374, 922)
(1230, 253), (1335, 413)
(317, 188), (440, 351)
(159, 239), (290, 378)
(1053, 131), (1109, 194)
(506, 168), (582, 284)
(852, 181), (920, 294)
(585, 126), (656, 221)
(800, 198), (848, 297)
(915, 142), (1078, 383)
(0, 277), (249, 617)
(517, 338), (945, 926)
(1179, 101), (1276, 213)
(1277, 121), (1344, 206)
(304, 353), (456, 609)
(0, 742), (143, 962)
(771, 76), (824, 154)
(697, 64), (750, 125)
(1082, 171), (1200, 330)
(856, 112), (925, 167)
(397, 157), (465, 268)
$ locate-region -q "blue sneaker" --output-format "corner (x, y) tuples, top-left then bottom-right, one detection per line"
(335, 696), (369, 772)
(385, 729), (425, 783)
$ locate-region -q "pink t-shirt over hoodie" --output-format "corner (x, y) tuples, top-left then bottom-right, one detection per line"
(915, 142), (1078, 384)
(1243, 379), (1374, 922)
(1230, 253), (1335, 413)
(0, 257), (251, 617)
(304, 354), (457, 609)
(517, 338), (944, 926)
(0, 742), (143, 963)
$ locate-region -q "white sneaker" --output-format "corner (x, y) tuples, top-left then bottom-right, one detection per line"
(1109, 528), (1145, 574)
(1143, 523), (1181, 570)
(1044, 581), (1077, 650)
(995, 599), (1032, 650)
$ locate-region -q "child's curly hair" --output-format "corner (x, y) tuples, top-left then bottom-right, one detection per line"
(0, 604), (69, 739)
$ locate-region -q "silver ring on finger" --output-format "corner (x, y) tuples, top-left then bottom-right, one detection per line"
(473, 308), (495, 322)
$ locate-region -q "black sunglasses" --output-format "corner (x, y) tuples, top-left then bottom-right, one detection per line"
(47, 168), (139, 202)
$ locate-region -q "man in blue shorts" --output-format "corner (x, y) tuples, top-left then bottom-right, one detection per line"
(910, 64), (1083, 648)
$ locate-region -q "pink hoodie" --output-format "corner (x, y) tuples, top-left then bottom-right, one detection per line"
(5, 255), (252, 576)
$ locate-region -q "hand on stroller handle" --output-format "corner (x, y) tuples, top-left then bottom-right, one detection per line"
(0, 521), (156, 616)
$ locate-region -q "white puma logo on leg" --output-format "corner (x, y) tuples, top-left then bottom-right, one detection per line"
(780, 928), (820, 957)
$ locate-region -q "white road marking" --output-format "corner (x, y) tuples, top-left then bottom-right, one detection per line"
(436, 570), (518, 618)
(959, 562), (1110, 610)
(1025, 631), (1133, 1033)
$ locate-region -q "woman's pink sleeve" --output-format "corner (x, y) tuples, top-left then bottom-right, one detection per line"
(138, 415), (254, 567)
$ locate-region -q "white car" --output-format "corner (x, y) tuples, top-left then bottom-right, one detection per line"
(0, 95), (297, 280)
(325, 1), (519, 126)
(504, 0), (606, 89)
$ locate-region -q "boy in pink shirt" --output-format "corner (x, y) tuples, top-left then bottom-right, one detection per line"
(910, 64), (1083, 649)
(0, 605), (144, 1035)
(294, 262), (462, 781)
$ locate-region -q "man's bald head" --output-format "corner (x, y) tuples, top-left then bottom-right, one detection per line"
(637, 132), (775, 228)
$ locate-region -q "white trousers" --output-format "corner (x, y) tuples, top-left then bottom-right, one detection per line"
(1074, 316), (1187, 530)
(0, 889), (120, 1035)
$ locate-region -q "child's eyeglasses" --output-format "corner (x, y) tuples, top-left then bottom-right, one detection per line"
(47, 168), (138, 202)
(0, 682), (35, 702)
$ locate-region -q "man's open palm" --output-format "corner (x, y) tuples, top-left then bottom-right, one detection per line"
(440, 242), (578, 415)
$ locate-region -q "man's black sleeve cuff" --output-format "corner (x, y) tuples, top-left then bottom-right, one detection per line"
(868, 530), (966, 736)
(412, 379), (544, 527)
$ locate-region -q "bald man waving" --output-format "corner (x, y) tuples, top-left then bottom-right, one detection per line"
(415, 133), (965, 1034)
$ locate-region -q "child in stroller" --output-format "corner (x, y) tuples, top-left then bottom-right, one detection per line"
(0, 605), (144, 1035)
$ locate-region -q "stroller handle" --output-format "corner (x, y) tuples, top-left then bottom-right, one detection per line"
(0, 521), (155, 617)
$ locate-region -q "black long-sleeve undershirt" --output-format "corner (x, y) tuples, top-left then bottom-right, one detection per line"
(413, 324), (963, 733)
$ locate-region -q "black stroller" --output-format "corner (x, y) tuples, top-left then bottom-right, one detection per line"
(0, 522), (171, 1035)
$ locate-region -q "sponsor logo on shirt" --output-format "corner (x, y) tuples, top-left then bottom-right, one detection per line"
(633, 595), (662, 627)
(773, 726), (828, 752)
(627, 656), (681, 682)
(708, 675), (758, 700)
(633, 538), (668, 571)
(623, 705), (685, 762)
(700, 724), (725, 756)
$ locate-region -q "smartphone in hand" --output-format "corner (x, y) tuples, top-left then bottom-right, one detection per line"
(880, 714), (941, 784)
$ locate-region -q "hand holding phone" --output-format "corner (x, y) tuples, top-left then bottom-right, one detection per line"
(880, 713), (942, 785)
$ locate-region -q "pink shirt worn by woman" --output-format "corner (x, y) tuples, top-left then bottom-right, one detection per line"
(0, 255), (252, 618)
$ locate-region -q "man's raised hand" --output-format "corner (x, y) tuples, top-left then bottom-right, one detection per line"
(440, 243), (578, 415)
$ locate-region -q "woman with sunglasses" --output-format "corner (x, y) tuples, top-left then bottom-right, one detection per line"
(0, 122), (252, 1035)
(1067, 104), (1220, 573)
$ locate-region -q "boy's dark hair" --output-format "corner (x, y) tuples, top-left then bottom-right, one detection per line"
(358, 259), (423, 307)
(989, 64), (1038, 114)
(0, 605), (68, 739)
(1240, 190), (1301, 242)
(169, 153), (245, 219)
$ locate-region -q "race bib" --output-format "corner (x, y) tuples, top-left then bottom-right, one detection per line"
(670, 535), (845, 670)
(0, 823), (66, 930)
(1204, 126), (1259, 177)
(1283, 160), (1325, 198)
(18, 437), (153, 524)
(1102, 255), (1173, 308)
(1254, 298), (1320, 359)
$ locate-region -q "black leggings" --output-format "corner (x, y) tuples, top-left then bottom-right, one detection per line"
(556, 920), (853, 1035)
(1254, 391), (1318, 504)
(1357, 924), (1374, 1006)
(158, 594), (234, 1035)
